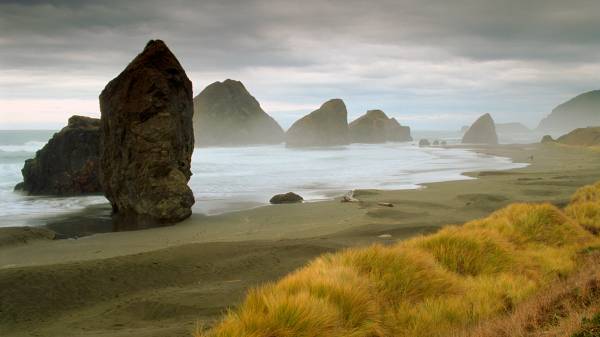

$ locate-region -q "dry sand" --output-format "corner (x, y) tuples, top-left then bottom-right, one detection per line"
(1, 143), (600, 337)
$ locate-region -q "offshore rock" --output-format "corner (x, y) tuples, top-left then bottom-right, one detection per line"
(462, 113), (499, 145)
(286, 99), (349, 147)
(99, 40), (195, 224)
(15, 115), (101, 195)
(349, 110), (411, 143)
(193, 79), (284, 146)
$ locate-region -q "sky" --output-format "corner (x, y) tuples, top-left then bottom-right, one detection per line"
(1, 0), (599, 130)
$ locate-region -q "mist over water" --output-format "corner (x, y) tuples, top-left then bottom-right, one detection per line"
(0, 131), (527, 228)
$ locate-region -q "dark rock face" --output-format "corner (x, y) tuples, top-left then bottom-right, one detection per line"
(541, 135), (555, 143)
(462, 113), (499, 145)
(99, 40), (195, 224)
(556, 127), (600, 146)
(349, 110), (412, 143)
(286, 99), (349, 147)
(193, 79), (284, 146)
(270, 192), (303, 204)
(15, 115), (101, 195)
(538, 90), (600, 134)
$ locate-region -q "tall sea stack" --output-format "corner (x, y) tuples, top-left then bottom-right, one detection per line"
(99, 40), (195, 224)
(193, 79), (284, 146)
(462, 113), (499, 145)
(286, 99), (349, 147)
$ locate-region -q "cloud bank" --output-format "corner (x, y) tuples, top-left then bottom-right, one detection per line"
(1, 0), (599, 129)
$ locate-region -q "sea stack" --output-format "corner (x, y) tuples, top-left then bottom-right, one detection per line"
(286, 99), (349, 147)
(349, 109), (411, 143)
(14, 115), (101, 195)
(193, 79), (284, 146)
(462, 113), (499, 145)
(99, 40), (195, 224)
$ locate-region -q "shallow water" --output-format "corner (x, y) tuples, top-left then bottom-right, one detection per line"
(0, 130), (527, 228)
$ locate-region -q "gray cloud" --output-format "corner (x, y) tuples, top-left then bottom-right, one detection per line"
(1, 0), (599, 129)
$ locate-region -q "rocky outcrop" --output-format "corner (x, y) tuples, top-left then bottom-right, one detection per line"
(538, 90), (600, 134)
(193, 79), (284, 146)
(269, 192), (303, 204)
(387, 118), (413, 142)
(99, 40), (195, 224)
(349, 110), (411, 143)
(541, 135), (555, 143)
(285, 99), (349, 147)
(462, 113), (499, 145)
(555, 127), (600, 146)
(14, 115), (101, 195)
(419, 139), (430, 147)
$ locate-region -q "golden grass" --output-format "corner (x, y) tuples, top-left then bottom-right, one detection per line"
(196, 182), (600, 337)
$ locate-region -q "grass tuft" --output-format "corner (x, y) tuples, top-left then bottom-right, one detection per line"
(196, 182), (600, 337)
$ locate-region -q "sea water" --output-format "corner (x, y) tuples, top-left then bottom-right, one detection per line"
(0, 130), (527, 228)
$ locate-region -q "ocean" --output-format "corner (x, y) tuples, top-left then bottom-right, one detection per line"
(0, 130), (527, 228)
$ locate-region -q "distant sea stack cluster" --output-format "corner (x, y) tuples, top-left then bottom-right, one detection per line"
(193, 79), (284, 146)
(99, 40), (195, 224)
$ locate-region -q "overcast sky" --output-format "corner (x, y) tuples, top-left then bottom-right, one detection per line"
(1, 0), (599, 130)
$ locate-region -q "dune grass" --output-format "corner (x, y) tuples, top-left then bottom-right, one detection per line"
(196, 182), (600, 337)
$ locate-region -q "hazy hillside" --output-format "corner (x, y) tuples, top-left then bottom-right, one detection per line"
(538, 90), (600, 134)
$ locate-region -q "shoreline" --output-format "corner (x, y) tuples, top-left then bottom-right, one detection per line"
(2, 142), (600, 337)
(1, 144), (525, 239)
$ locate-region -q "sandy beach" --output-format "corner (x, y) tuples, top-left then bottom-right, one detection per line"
(2, 142), (600, 337)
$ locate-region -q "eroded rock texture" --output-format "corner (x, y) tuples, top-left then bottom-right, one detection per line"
(15, 115), (101, 195)
(99, 40), (195, 224)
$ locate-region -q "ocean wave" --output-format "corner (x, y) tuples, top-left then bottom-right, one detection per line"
(0, 141), (46, 153)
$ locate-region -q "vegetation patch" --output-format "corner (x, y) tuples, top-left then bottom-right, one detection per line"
(196, 182), (600, 337)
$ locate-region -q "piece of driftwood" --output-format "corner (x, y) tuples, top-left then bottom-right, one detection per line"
(341, 190), (359, 203)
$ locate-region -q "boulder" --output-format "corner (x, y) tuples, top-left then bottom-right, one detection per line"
(348, 110), (412, 143)
(285, 99), (349, 147)
(270, 192), (303, 204)
(99, 40), (195, 224)
(14, 115), (101, 195)
(462, 113), (499, 145)
(419, 139), (430, 147)
(193, 79), (284, 146)
(556, 127), (600, 146)
(537, 90), (600, 134)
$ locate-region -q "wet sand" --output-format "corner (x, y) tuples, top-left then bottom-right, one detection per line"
(2, 143), (600, 337)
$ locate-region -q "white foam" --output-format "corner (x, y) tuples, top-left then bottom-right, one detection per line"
(0, 141), (527, 227)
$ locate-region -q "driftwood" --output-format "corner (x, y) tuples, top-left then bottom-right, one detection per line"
(377, 202), (394, 207)
(341, 190), (359, 203)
